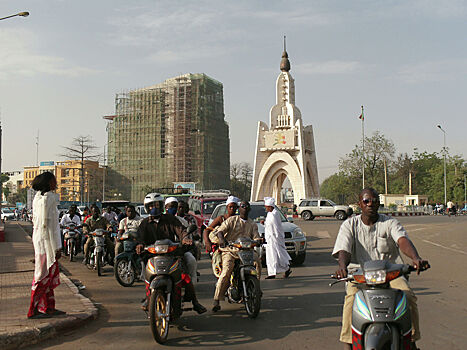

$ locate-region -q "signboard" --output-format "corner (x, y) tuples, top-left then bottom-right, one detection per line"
(173, 182), (196, 194)
(40, 161), (55, 167)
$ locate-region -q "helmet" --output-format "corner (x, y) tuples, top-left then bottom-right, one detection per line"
(144, 192), (164, 212)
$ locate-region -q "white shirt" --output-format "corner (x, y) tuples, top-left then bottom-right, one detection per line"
(60, 213), (81, 227)
(332, 214), (408, 269)
(103, 211), (118, 222)
(118, 215), (142, 232)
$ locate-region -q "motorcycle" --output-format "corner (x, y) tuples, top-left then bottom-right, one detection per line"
(63, 223), (81, 262)
(114, 229), (144, 287)
(88, 229), (110, 276)
(144, 238), (195, 344)
(330, 260), (429, 350)
(225, 237), (262, 318)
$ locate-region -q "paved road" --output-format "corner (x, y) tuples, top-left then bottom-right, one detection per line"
(27, 215), (467, 350)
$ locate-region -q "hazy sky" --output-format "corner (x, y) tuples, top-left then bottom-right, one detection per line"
(1, 0), (466, 183)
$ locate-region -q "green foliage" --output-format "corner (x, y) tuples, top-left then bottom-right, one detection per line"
(323, 131), (466, 205)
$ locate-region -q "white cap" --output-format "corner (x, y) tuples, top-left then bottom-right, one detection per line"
(226, 195), (240, 205)
(164, 197), (178, 206)
(264, 197), (275, 206)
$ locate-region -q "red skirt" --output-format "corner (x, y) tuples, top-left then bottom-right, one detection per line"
(27, 261), (60, 317)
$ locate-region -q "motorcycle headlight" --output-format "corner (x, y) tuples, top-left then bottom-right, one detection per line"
(154, 245), (169, 253)
(293, 228), (304, 238)
(364, 270), (387, 285)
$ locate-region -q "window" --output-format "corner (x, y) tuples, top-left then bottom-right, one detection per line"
(320, 200), (332, 206)
(311, 200), (318, 206)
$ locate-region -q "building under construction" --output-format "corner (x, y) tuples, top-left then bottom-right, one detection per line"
(106, 73), (230, 202)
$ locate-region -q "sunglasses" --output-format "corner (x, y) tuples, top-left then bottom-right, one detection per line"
(240, 204), (250, 208)
(362, 198), (378, 204)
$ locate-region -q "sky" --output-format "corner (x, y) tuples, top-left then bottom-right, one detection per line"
(1, 0), (466, 184)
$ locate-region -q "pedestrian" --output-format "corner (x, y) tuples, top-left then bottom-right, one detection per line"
(27, 172), (65, 319)
(264, 197), (291, 279)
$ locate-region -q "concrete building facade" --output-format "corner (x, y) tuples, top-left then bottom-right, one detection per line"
(107, 73), (230, 202)
(23, 160), (103, 202)
(251, 47), (319, 204)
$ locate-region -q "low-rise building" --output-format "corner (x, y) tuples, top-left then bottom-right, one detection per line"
(23, 160), (103, 202)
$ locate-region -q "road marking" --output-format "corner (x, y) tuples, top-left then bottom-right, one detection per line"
(315, 231), (331, 239)
(422, 239), (467, 255)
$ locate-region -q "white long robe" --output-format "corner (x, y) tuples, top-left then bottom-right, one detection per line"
(32, 192), (61, 282)
(265, 208), (290, 276)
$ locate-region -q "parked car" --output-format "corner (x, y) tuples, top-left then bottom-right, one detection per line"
(135, 205), (149, 219)
(209, 201), (307, 265)
(188, 191), (230, 234)
(297, 198), (353, 221)
(1, 208), (16, 221)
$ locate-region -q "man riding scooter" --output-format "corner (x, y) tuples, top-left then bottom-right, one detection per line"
(332, 188), (430, 350)
(83, 205), (114, 266)
(60, 204), (82, 253)
(136, 193), (206, 314)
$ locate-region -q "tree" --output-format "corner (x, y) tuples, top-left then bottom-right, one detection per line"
(230, 162), (253, 200)
(338, 131), (395, 196)
(61, 136), (100, 204)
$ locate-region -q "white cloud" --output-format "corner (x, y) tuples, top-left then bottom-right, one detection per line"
(0, 28), (97, 80)
(294, 60), (360, 75)
(396, 59), (467, 83)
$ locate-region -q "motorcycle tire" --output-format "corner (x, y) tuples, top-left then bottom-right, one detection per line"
(69, 241), (74, 262)
(149, 288), (169, 344)
(114, 258), (136, 287)
(96, 251), (103, 276)
(244, 276), (261, 319)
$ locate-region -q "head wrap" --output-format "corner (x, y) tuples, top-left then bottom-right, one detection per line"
(226, 195), (240, 205)
(264, 197), (275, 206)
(164, 197), (178, 206)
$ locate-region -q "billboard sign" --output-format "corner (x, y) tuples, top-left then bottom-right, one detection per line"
(40, 161), (55, 167)
(173, 182), (196, 194)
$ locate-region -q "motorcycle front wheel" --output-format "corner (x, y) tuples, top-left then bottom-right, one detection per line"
(244, 275), (261, 318)
(114, 258), (136, 287)
(149, 289), (169, 344)
(96, 251), (103, 276)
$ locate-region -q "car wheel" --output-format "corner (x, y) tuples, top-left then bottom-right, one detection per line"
(301, 211), (314, 221)
(292, 253), (306, 266)
(335, 211), (347, 220)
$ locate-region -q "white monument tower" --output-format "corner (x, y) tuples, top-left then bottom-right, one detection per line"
(251, 40), (319, 204)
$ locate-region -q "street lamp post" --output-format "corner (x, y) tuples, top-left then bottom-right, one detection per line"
(0, 11), (29, 21)
(437, 125), (447, 205)
(0, 10), (29, 208)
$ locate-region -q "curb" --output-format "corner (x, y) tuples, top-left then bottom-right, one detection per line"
(0, 273), (98, 350)
(0, 223), (98, 350)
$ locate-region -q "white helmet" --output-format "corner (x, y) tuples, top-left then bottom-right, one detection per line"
(144, 192), (164, 212)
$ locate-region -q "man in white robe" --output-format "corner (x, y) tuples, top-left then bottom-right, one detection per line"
(264, 197), (292, 279)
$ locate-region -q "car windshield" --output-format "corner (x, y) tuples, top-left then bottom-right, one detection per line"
(327, 199), (337, 206)
(248, 205), (288, 222)
(203, 200), (225, 215)
(3, 209), (13, 213)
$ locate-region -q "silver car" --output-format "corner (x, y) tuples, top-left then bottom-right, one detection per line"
(209, 201), (307, 265)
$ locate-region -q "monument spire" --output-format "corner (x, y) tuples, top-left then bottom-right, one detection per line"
(280, 35), (291, 72)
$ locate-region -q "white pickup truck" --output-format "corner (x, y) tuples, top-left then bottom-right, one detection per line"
(296, 198), (353, 221)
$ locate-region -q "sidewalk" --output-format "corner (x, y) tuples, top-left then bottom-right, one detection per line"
(0, 221), (97, 349)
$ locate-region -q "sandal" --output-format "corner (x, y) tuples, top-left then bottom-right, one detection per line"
(28, 312), (51, 319)
(193, 302), (207, 314)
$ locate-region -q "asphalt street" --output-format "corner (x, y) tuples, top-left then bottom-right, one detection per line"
(25, 215), (467, 350)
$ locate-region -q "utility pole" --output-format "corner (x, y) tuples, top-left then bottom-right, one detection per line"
(35, 130), (39, 166)
(437, 125), (447, 205)
(384, 158), (388, 194)
(361, 106), (365, 189)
